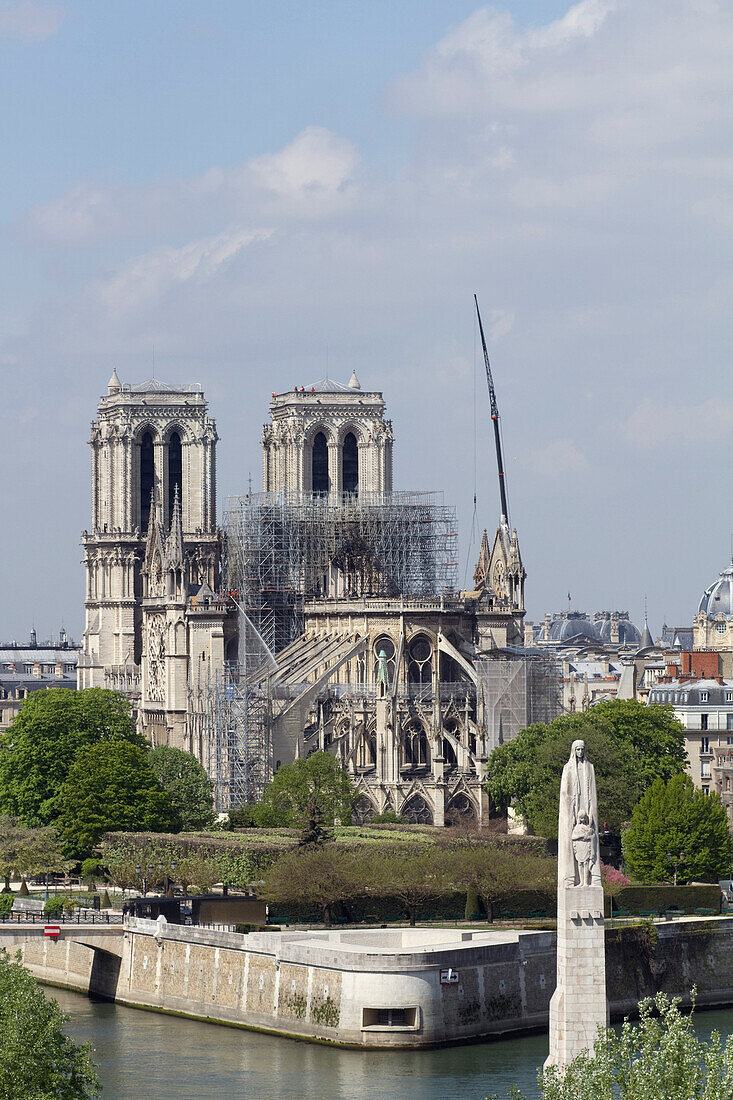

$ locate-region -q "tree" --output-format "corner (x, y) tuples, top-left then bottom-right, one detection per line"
(149, 745), (215, 831)
(0, 817), (68, 892)
(56, 741), (181, 858)
(0, 688), (146, 826)
(250, 752), (355, 829)
(368, 847), (452, 926)
(487, 700), (687, 837)
(262, 847), (364, 926)
(451, 844), (556, 921)
(499, 991), (733, 1100)
(0, 949), (100, 1099)
(622, 773), (732, 884)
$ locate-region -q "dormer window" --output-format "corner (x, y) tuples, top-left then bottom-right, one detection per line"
(701, 691), (709, 702)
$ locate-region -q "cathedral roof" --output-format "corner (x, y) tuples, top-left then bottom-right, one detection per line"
(308, 378), (354, 393)
(130, 379), (202, 394)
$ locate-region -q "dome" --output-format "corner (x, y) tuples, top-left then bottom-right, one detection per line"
(698, 560), (733, 618)
(549, 613), (599, 644)
(595, 614), (641, 647)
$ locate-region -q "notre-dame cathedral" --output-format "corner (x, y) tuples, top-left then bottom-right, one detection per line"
(78, 367), (541, 825)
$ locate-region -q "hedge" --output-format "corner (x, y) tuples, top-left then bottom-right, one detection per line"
(609, 885), (721, 915)
(268, 888), (558, 926)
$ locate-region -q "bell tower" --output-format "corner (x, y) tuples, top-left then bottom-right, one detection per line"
(262, 372), (394, 497)
(78, 372), (219, 691)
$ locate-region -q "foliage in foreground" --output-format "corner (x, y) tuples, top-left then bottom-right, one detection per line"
(0, 815), (69, 891)
(486, 699), (687, 837)
(247, 751), (356, 828)
(623, 773), (732, 884)
(262, 842), (556, 926)
(0, 688), (145, 827)
(494, 991), (733, 1100)
(0, 949), (100, 1100)
(149, 745), (215, 831)
(56, 741), (180, 858)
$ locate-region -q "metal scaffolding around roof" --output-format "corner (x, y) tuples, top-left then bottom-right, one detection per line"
(475, 653), (562, 752)
(223, 491), (459, 656)
(206, 604), (277, 810)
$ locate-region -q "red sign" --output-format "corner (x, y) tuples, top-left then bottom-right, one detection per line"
(440, 968), (459, 985)
(44, 925), (61, 939)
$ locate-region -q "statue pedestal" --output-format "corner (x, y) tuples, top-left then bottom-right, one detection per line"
(545, 884), (608, 1070)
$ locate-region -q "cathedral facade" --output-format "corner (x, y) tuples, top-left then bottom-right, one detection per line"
(79, 369), (532, 824)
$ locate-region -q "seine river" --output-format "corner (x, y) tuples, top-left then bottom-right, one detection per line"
(52, 988), (733, 1100)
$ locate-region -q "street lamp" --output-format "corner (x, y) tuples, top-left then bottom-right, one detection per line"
(667, 851), (685, 887)
(135, 864), (148, 897)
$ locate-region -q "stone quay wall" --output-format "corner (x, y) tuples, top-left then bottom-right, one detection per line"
(7, 917), (733, 1047)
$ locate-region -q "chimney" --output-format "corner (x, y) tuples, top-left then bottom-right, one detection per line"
(32, 663), (41, 679)
(55, 662), (63, 678)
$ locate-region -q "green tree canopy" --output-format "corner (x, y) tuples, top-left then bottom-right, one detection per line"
(0, 688), (145, 826)
(262, 846), (364, 926)
(367, 847), (454, 926)
(0, 949), (100, 1099)
(56, 741), (180, 858)
(149, 745), (215, 831)
(622, 773), (732, 884)
(451, 843), (556, 921)
(501, 991), (733, 1100)
(249, 751), (355, 828)
(486, 700), (687, 837)
(0, 817), (69, 892)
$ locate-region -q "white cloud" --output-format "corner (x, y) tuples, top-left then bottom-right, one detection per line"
(624, 398), (733, 449)
(94, 226), (273, 318)
(250, 126), (359, 197)
(26, 126), (360, 246)
(8, 0), (733, 635)
(0, 1), (64, 40)
(522, 440), (589, 478)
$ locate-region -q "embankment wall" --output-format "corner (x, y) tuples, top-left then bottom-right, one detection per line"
(6, 918), (733, 1047)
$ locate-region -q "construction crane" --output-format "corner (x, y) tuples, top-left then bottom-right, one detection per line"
(474, 294), (510, 524)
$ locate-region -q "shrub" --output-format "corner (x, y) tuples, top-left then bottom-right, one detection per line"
(0, 894), (14, 917)
(80, 858), (103, 890)
(43, 897), (65, 918)
(371, 811), (405, 825)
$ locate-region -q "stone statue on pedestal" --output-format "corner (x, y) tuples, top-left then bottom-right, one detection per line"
(558, 740), (601, 889)
(545, 739), (608, 1070)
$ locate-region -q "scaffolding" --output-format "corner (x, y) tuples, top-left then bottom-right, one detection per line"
(223, 491), (458, 655)
(207, 604), (277, 810)
(475, 654), (562, 751)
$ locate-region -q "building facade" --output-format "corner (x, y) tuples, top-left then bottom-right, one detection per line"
(78, 369), (553, 822)
(78, 372), (228, 752)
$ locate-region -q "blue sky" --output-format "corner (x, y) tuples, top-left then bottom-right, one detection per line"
(2, 0), (732, 642)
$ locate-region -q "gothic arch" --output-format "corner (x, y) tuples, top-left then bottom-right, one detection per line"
(161, 421), (191, 444)
(402, 720), (431, 768)
(445, 791), (478, 826)
(304, 422), (336, 447)
(336, 421), (365, 447)
(136, 426), (158, 532)
(400, 792), (433, 825)
(351, 795), (377, 825)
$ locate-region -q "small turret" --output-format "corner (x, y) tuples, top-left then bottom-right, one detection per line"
(107, 368), (122, 395)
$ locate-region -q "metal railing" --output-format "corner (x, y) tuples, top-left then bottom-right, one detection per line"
(0, 911), (117, 925)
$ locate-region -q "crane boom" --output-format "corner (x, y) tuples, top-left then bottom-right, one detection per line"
(474, 294), (509, 523)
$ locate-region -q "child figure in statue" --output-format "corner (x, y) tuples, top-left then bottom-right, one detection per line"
(571, 813), (594, 886)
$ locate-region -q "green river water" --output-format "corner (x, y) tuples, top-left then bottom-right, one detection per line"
(50, 988), (733, 1100)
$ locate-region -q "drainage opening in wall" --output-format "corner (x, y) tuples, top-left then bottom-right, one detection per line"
(362, 1007), (420, 1031)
